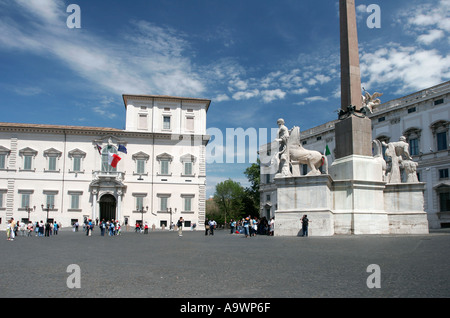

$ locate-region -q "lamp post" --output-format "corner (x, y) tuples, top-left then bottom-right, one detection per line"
(167, 207), (177, 230)
(137, 205), (148, 228)
(25, 205), (35, 223)
(41, 204), (54, 222)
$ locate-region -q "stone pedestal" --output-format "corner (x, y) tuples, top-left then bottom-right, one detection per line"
(274, 175), (334, 236)
(334, 116), (372, 158)
(330, 154), (389, 235)
(384, 183), (429, 234)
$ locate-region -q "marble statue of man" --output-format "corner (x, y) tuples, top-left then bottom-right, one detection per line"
(276, 118), (289, 153)
(383, 136), (414, 183)
(385, 136), (413, 160)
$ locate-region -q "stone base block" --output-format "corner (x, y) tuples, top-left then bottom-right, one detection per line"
(275, 210), (334, 237)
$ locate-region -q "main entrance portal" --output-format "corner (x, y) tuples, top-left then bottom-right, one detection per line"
(99, 194), (117, 221)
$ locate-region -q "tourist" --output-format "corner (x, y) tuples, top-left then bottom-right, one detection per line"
(208, 219), (216, 235)
(204, 218), (209, 236)
(144, 222), (149, 234)
(44, 221), (51, 237)
(251, 217), (258, 237)
(301, 215), (310, 237)
(86, 219), (93, 236)
(109, 221), (115, 236)
(230, 219), (236, 234)
(10, 218), (16, 240)
(20, 221), (26, 236)
(100, 219), (105, 236)
(243, 217), (250, 238)
(177, 217), (184, 237)
(38, 220), (44, 237)
(269, 217), (275, 236)
(27, 221), (33, 237)
(53, 221), (58, 235)
(6, 219), (11, 241)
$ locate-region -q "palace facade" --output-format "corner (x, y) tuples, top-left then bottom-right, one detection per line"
(0, 95), (210, 230)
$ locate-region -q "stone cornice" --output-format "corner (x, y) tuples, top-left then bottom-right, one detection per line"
(0, 122), (210, 143)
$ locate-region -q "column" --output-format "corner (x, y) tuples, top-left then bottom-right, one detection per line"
(117, 190), (122, 223)
(92, 190), (97, 221)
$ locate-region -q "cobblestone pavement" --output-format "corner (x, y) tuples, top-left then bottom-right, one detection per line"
(1, 228), (449, 298)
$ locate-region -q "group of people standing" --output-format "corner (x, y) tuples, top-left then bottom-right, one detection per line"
(6, 218), (60, 240)
(234, 216), (275, 238)
(75, 218), (122, 236)
(99, 219), (121, 236)
(204, 218), (217, 235)
(203, 216), (275, 238)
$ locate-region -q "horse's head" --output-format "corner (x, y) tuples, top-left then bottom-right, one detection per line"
(288, 126), (301, 146)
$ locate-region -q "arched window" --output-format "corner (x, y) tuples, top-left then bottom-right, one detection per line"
(101, 145), (118, 172)
(431, 120), (449, 152)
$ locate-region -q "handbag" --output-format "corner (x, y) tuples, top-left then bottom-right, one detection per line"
(206, 225), (210, 230)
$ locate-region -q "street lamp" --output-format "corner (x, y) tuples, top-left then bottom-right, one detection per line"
(41, 204), (54, 222)
(25, 206), (35, 222)
(137, 205), (148, 227)
(167, 207), (177, 230)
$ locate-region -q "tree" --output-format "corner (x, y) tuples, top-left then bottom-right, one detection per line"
(213, 179), (245, 225)
(244, 159), (261, 216)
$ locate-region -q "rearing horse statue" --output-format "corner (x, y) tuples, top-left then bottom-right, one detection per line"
(288, 126), (328, 176)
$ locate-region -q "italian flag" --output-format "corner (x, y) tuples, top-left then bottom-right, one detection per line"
(108, 152), (121, 168)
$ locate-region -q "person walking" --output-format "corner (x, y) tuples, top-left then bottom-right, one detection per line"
(53, 222), (58, 235)
(38, 221), (44, 237)
(44, 221), (50, 237)
(6, 219), (11, 241)
(27, 221), (33, 237)
(208, 219), (216, 235)
(177, 217), (184, 237)
(243, 217), (250, 238)
(100, 219), (106, 236)
(204, 218), (210, 236)
(301, 215), (310, 237)
(86, 219), (93, 236)
(230, 219), (236, 234)
(10, 218), (16, 241)
(269, 217), (275, 236)
(109, 221), (115, 236)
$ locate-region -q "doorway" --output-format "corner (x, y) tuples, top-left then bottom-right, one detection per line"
(99, 194), (116, 221)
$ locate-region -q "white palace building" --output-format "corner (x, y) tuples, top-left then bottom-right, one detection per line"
(260, 81), (450, 230)
(0, 94), (211, 230)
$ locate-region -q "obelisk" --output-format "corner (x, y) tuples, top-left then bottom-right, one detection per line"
(334, 0), (372, 159)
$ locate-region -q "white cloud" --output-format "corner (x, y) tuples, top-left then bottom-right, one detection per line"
(315, 74), (332, 84)
(304, 96), (328, 102)
(261, 89), (286, 103)
(232, 89), (260, 101)
(214, 94), (230, 102)
(398, 0), (450, 42)
(229, 78), (248, 91)
(292, 88), (308, 95)
(361, 44), (450, 93)
(417, 29), (445, 45)
(0, 0), (206, 106)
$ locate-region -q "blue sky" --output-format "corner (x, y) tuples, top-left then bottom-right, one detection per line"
(0, 0), (449, 197)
